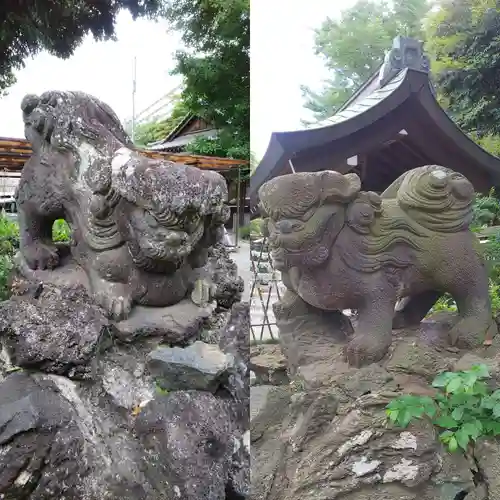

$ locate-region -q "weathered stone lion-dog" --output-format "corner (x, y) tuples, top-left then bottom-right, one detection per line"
(16, 90), (229, 320)
(259, 166), (497, 367)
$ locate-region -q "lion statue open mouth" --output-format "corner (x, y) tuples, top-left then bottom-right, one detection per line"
(16, 90), (230, 320)
(259, 167), (497, 367)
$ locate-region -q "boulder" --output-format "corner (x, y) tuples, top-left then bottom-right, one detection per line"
(249, 343), (288, 386)
(0, 278), (250, 499)
(147, 341), (235, 392)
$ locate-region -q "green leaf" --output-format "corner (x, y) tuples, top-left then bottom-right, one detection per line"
(492, 403), (500, 418)
(439, 430), (454, 443)
(387, 409), (399, 423)
(448, 436), (458, 452)
(455, 427), (471, 450)
(386, 400), (402, 410)
(446, 377), (464, 394)
(451, 406), (465, 421)
(481, 396), (495, 409)
(470, 364), (490, 379)
(423, 403), (437, 418)
(399, 409), (413, 428)
(433, 372), (455, 388)
(434, 415), (459, 429)
(462, 372), (478, 389)
(461, 420), (483, 441)
(484, 420), (500, 435)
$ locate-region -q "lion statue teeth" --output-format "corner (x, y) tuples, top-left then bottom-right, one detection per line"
(259, 166), (497, 368)
(16, 90), (230, 321)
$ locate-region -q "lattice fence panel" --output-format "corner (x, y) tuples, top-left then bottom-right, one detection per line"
(249, 235), (285, 343)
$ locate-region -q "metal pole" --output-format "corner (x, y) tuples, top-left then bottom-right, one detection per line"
(235, 164), (241, 248)
(132, 56), (137, 142)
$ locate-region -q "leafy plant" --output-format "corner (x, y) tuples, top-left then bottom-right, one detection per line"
(52, 219), (71, 242)
(239, 218), (262, 240)
(0, 254), (13, 301)
(431, 293), (457, 314)
(0, 212), (19, 301)
(386, 364), (500, 452)
(164, 0), (250, 159)
(424, 0), (500, 139)
(0, 213), (19, 256)
(472, 189), (500, 229)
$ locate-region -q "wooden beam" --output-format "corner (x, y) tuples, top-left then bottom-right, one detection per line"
(0, 136), (248, 172)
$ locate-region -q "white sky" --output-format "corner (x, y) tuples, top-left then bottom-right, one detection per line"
(250, 0), (358, 160)
(0, 10), (182, 139)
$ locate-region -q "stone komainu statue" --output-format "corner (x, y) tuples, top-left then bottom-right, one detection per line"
(259, 166), (498, 367)
(16, 91), (229, 320)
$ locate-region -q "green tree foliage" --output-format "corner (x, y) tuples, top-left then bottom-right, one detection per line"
(303, 0), (430, 121)
(133, 97), (190, 147)
(0, 0), (163, 95)
(163, 0), (249, 160)
(424, 0), (500, 138)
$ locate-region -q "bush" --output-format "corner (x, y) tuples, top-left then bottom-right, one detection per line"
(52, 219), (71, 242)
(386, 364), (500, 453)
(239, 218), (263, 240)
(0, 212), (18, 301)
(0, 215), (70, 301)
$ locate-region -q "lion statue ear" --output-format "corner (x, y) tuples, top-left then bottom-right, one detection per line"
(319, 171), (361, 204)
(346, 191), (383, 235)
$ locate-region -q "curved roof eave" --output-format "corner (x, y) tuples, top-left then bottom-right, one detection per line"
(415, 85), (500, 182)
(250, 68), (424, 201)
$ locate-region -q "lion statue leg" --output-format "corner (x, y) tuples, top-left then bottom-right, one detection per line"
(86, 248), (134, 321)
(392, 290), (443, 329)
(344, 285), (397, 367)
(448, 277), (497, 348)
(16, 181), (61, 271)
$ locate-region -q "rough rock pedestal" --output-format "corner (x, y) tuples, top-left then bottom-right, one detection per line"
(0, 278), (250, 500)
(251, 313), (500, 500)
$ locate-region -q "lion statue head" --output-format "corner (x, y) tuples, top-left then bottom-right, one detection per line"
(111, 153), (229, 272)
(258, 170), (368, 270)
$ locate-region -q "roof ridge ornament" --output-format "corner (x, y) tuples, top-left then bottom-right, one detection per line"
(378, 35), (430, 88)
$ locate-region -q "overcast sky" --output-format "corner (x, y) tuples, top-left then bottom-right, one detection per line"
(0, 2), (359, 158)
(0, 10), (182, 139)
(250, 0), (358, 160)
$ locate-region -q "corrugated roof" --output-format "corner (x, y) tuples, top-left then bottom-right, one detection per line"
(147, 128), (218, 151)
(313, 69), (407, 128)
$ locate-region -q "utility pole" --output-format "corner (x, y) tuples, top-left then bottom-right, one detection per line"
(131, 56), (137, 142)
